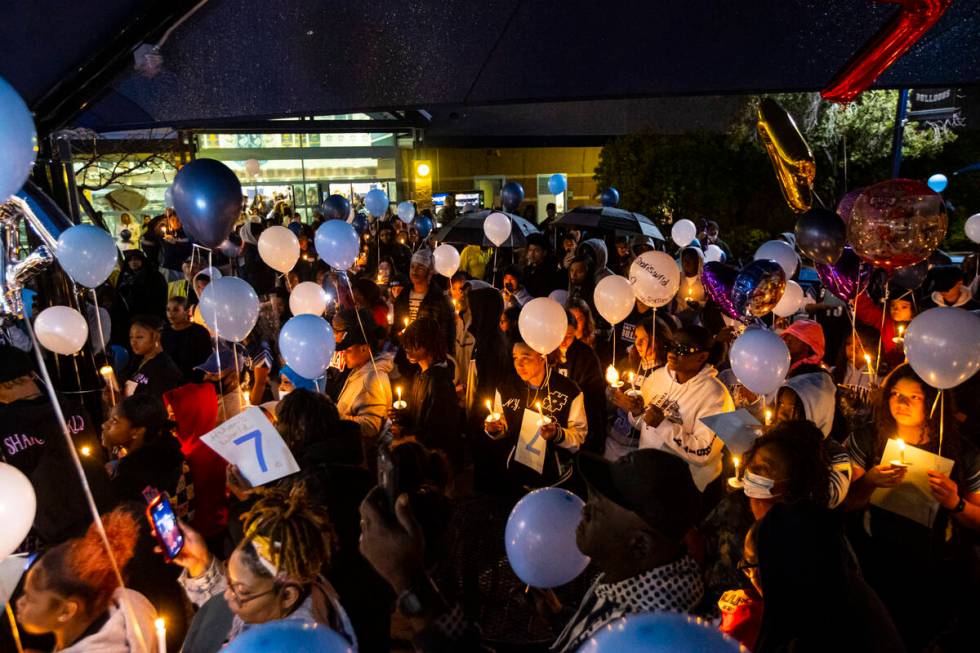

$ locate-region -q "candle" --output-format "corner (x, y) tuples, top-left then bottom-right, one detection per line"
(535, 400), (551, 426)
(863, 353), (875, 382)
(890, 438), (910, 468)
(764, 409), (773, 426)
(733, 455), (740, 478)
(403, 317), (410, 330)
(627, 371), (636, 389)
(485, 398), (501, 423)
(892, 324), (906, 345)
(393, 386), (407, 410)
(605, 365), (623, 388)
(99, 365), (114, 378)
(80, 445), (92, 457)
(155, 617), (166, 653)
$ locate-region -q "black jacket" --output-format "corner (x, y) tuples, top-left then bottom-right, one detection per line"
(406, 362), (463, 466)
(109, 433), (186, 505)
(394, 284), (457, 354)
(555, 339), (608, 454)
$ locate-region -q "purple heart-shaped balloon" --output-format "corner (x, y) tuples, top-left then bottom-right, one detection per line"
(702, 262), (741, 320)
(815, 246), (869, 302)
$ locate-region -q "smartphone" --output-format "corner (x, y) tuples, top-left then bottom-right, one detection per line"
(146, 494), (184, 562)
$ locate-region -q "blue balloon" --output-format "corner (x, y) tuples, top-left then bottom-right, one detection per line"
(547, 173), (567, 195)
(56, 224), (119, 288)
(600, 187), (620, 207)
(171, 159), (243, 248)
(224, 620), (352, 653)
(396, 201), (416, 224)
(279, 314), (335, 381)
(414, 215), (434, 239)
(315, 219), (360, 270)
(364, 188), (389, 217)
(350, 211), (369, 234)
(321, 194), (351, 220)
(577, 612), (742, 653)
(927, 173), (948, 193)
(505, 488), (590, 588)
(501, 181), (525, 212)
(0, 76), (37, 200)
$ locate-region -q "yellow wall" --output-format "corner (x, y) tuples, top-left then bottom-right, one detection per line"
(398, 146), (602, 211)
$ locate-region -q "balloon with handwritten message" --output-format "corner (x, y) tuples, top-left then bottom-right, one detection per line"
(629, 251), (680, 308)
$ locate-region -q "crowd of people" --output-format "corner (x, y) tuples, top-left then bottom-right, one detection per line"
(3, 193), (980, 653)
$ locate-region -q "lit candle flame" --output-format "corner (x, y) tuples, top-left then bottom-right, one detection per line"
(99, 365), (114, 377)
(486, 399), (492, 414)
(403, 317), (409, 329)
(80, 446), (91, 457)
(733, 456), (740, 472)
(897, 325), (905, 336)
(764, 409), (773, 426)
(605, 365), (621, 386)
(396, 386), (402, 402)
(897, 438), (906, 465)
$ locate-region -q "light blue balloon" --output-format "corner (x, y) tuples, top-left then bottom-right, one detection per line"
(164, 186), (174, 207)
(577, 612), (742, 653)
(927, 173), (948, 193)
(548, 173), (567, 195)
(0, 76), (38, 200)
(55, 224), (119, 288)
(315, 219), (360, 270)
(198, 277), (259, 342)
(364, 188), (389, 217)
(505, 487), (590, 588)
(397, 201), (416, 224)
(279, 314), (335, 381)
(224, 620), (352, 653)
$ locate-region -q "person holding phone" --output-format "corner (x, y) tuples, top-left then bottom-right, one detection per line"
(172, 484), (357, 653)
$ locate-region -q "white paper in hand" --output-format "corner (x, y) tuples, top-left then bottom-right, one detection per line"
(700, 408), (761, 456)
(513, 408), (547, 474)
(871, 439), (955, 528)
(201, 407), (299, 487)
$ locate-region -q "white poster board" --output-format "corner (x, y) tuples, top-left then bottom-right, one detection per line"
(701, 408), (761, 456)
(870, 439), (955, 528)
(201, 406), (300, 487)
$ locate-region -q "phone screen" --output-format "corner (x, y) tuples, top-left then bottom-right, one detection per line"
(148, 495), (184, 560)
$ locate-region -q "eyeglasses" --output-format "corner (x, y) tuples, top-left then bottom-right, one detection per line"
(222, 559), (286, 606)
(736, 558), (759, 576)
(667, 341), (705, 357)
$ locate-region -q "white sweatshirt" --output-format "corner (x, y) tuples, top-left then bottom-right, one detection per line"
(638, 365), (734, 491)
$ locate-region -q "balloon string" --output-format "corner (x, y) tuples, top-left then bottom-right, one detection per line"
(91, 289), (115, 406)
(939, 391), (945, 458)
(343, 274), (382, 384)
(22, 317), (152, 653)
(5, 602), (23, 653)
(207, 248), (226, 423)
(874, 283), (889, 386)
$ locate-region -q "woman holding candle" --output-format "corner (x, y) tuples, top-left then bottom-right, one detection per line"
(855, 290), (916, 371)
(388, 317), (463, 468)
(843, 364), (980, 651)
(15, 509), (158, 653)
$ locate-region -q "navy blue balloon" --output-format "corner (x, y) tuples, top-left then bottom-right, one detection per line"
(223, 620), (351, 653)
(414, 215), (434, 239)
(501, 181), (525, 212)
(547, 173), (567, 195)
(321, 194), (351, 220)
(733, 259), (787, 318)
(351, 211), (369, 234)
(600, 187), (620, 207)
(171, 159), (243, 248)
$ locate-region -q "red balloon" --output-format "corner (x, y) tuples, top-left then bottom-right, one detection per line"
(847, 179), (947, 273)
(821, 0), (952, 104)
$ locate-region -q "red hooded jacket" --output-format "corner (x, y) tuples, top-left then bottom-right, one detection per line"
(164, 383), (228, 537)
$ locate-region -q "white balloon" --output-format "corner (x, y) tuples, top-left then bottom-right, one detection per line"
(772, 280), (804, 318)
(194, 266), (223, 282)
(905, 307), (980, 390)
(484, 211), (512, 247)
(754, 240), (799, 278)
(35, 306), (88, 355)
(593, 275), (635, 324)
(965, 213), (980, 244)
(671, 219), (697, 248)
(730, 327), (791, 396)
(199, 277), (260, 342)
(433, 244), (461, 277)
(548, 289), (570, 306)
(518, 297), (568, 355)
(258, 225), (300, 274)
(289, 281), (329, 316)
(629, 251), (680, 308)
(704, 244), (725, 263)
(0, 463), (36, 558)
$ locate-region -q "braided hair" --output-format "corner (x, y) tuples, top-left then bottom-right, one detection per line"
(238, 482), (335, 584)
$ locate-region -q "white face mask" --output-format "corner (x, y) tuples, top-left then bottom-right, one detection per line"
(278, 388), (292, 400)
(742, 470), (782, 500)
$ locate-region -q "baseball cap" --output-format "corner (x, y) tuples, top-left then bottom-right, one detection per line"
(576, 449), (701, 541)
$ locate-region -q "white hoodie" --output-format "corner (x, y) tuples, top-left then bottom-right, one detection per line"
(638, 365), (734, 491)
(61, 588), (157, 653)
(336, 352), (394, 440)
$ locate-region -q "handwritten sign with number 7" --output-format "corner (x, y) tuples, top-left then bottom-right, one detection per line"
(201, 407), (299, 486)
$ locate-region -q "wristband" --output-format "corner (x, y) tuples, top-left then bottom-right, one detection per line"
(950, 497), (966, 514)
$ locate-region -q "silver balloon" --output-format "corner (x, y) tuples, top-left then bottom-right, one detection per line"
(0, 196), (63, 322)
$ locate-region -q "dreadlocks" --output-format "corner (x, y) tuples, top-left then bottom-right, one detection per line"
(239, 481), (335, 584)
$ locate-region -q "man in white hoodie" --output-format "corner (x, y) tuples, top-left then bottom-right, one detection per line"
(334, 308), (394, 463)
(636, 326), (734, 493)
